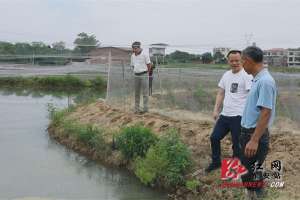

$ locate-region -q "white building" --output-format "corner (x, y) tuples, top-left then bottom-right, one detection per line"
(287, 48), (300, 67)
(149, 43), (168, 57)
(213, 47), (231, 57)
(263, 48), (288, 67)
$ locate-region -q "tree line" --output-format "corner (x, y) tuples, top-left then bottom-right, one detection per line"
(0, 32), (99, 55)
(166, 50), (227, 64)
(1, 32), (226, 65)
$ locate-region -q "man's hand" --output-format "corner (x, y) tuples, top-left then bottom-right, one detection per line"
(244, 107), (271, 158)
(147, 63), (152, 72)
(244, 139), (259, 158)
(213, 110), (219, 121)
(213, 88), (224, 121)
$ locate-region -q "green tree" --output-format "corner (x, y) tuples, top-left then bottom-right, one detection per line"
(15, 42), (33, 55)
(31, 42), (52, 54)
(73, 32), (100, 54)
(167, 50), (201, 63)
(213, 51), (226, 64)
(201, 52), (213, 64)
(0, 41), (16, 54)
(52, 41), (67, 54)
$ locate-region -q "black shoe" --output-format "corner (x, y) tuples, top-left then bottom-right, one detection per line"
(205, 162), (221, 173)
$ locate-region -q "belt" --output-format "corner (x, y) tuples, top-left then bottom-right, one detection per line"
(241, 127), (269, 135)
(134, 71), (148, 76)
(241, 127), (256, 134)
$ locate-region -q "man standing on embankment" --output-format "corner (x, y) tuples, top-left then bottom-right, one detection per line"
(240, 46), (277, 199)
(206, 50), (253, 173)
(130, 41), (152, 114)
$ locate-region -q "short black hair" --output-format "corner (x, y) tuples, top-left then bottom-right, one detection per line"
(227, 50), (242, 58)
(242, 46), (264, 63)
(132, 41), (141, 48)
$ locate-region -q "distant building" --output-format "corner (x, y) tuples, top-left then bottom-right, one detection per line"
(263, 48), (288, 67)
(149, 43), (168, 64)
(88, 47), (131, 64)
(213, 47), (230, 57)
(149, 43), (168, 57)
(287, 48), (300, 67)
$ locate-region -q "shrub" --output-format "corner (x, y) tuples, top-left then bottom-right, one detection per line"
(63, 75), (83, 88)
(185, 179), (200, 191)
(91, 76), (105, 89)
(116, 125), (158, 159)
(48, 104), (68, 126)
(134, 129), (192, 187)
(74, 124), (98, 145)
(135, 146), (168, 185)
(90, 129), (108, 153)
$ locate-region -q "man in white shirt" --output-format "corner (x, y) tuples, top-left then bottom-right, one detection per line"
(205, 50), (253, 173)
(130, 41), (152, 114)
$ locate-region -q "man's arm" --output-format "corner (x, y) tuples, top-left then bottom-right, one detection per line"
(245, 80), (275, 158)
(244, 107), (271, 158)
(147, 63), (152, 72)
(213, 88), (225, 120)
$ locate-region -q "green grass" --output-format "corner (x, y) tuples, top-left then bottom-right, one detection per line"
(116, 124), (158, 159)
(134, 129), (192, 187)
(185, 179), (201, 191)
(49, 106), (108, 153)
(0, 75), (106, 90)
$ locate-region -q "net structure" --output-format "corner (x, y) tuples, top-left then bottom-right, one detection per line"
(105, 53), (300, 130)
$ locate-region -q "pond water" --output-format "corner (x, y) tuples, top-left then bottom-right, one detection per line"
(0, 90), (167, 200)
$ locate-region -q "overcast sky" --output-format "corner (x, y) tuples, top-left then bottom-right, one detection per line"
(0, 0), (299, 53)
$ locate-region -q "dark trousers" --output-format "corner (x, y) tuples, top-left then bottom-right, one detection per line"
(210, 115), (241, 164)
(239, 128), (269, 191)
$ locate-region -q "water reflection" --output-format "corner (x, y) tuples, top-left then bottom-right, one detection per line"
(0, 87), (105, 105)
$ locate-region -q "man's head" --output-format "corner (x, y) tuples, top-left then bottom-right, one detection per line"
(227, 50), (242, 73)
(132, 41), (142, 54)
(242, 46), (264, 75)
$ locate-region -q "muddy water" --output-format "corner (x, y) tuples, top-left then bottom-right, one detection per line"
(0, 91), (167, 200)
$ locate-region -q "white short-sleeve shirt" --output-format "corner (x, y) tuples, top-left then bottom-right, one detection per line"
(218, 68), (253, 116)
(130, 51), (151, 73)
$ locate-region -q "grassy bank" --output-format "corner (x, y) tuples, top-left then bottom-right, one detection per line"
(48, 105), (193, 192)
(47, 101), (295, 200)
(0, 57), (70, 65)
(0, 75), (106, 91)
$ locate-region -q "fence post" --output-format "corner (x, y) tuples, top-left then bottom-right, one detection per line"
(121, 59), (126, 111)
(156, 56), (163, 95)
(105, 49), (112, 102)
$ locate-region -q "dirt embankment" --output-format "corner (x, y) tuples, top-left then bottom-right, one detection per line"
(48, 100), (300, 200)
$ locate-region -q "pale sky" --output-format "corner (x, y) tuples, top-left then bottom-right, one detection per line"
(0, 0), (299, 53)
